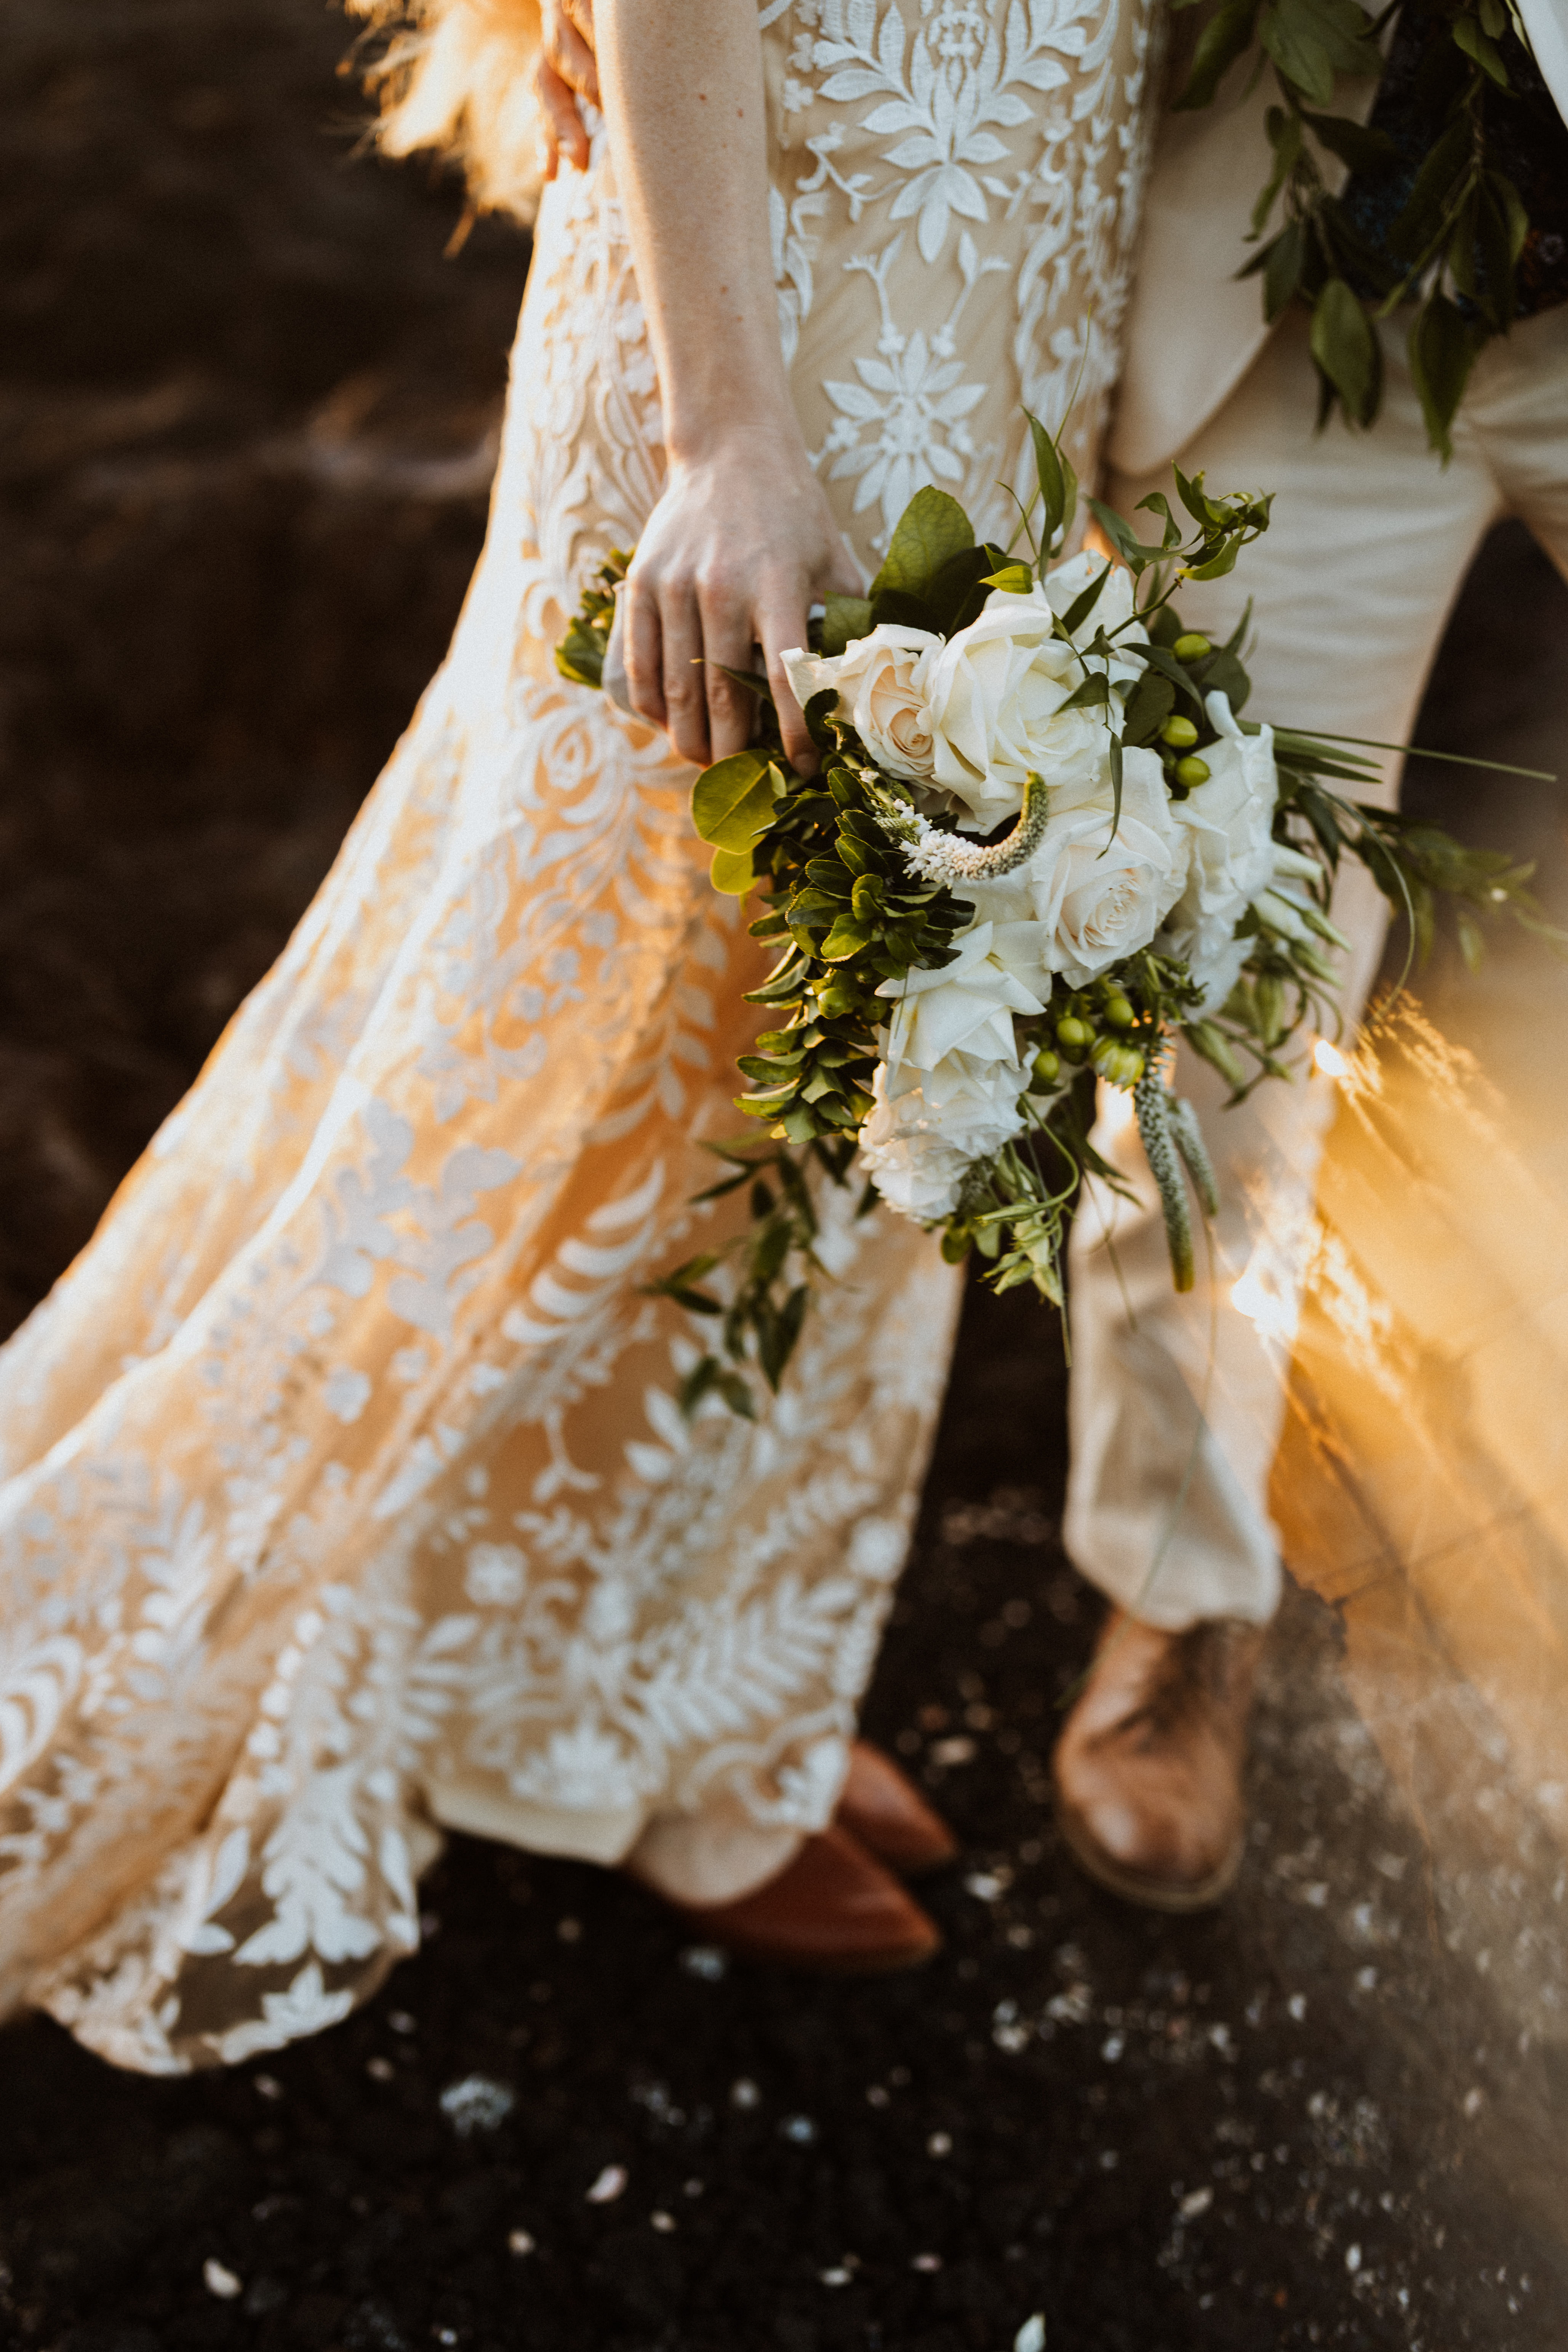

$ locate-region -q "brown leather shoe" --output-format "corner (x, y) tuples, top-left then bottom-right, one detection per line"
(836, 1739), (959, 1875)
(1051, 1609), (1264, 1913)
(675, 1824), (941, 1972)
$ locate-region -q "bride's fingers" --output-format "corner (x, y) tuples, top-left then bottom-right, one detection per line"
(551, 5), (600, 104)
(757, 596), (819, 776)
(623, 576), (668, 735)
(698, 598), (763, 764)
(658, 592), (710, 767)
(533, 59), (590, 177)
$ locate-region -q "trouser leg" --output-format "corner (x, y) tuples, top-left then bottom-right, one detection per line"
(1065, 306), (1506, 1630)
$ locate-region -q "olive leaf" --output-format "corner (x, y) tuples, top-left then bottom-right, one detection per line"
(1309, 275), (1382, 427)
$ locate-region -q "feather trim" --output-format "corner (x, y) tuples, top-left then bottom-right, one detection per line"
(346, 0), (547, 228)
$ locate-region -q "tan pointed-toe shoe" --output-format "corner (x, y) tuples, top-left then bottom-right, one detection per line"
(836, 1739), (960, 1875)
(1051, 1608), (1264, 1913)
(675, 1824), (942, 1973)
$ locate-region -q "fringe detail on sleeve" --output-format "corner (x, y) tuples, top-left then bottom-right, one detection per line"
(346, 0), (546, 228)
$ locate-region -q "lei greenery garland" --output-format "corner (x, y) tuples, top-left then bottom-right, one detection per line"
(557, 416), (1553, 1418)
(1175, 0), (1539, 455)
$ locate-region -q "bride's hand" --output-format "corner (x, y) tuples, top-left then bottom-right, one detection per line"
(534, 0), (597, 181)
(624, 426), (860, 776)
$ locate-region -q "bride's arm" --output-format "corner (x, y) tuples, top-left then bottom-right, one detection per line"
(597, 0), (857, 773)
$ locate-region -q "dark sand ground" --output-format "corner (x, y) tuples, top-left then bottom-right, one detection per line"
(2, 6), (1567, 2349)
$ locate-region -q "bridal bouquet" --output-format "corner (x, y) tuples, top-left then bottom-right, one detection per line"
(559, 416), (1548, 1414)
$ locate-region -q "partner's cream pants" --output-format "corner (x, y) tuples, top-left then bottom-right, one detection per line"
(1068, 303), (1568, 1632)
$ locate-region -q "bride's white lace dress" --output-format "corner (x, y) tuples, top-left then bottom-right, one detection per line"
(0, 0), (1157, 2070)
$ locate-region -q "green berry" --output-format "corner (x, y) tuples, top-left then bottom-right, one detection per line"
(1160, 715), (1199, 749)
(1174, 754), (1211, 789)
(1103, 994), (1135, 1029)
(1030, 1046), (1062, 1090)
(1173, 632), (1212, 663)
(1056, 1015), (1093, 1054)
(1091, 1038), (1145, 1087)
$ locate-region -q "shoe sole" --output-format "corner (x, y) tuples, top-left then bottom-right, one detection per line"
(1052, 1793), (1244, 1915)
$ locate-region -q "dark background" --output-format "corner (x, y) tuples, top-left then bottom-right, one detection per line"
(3, 6), (1568, 2350)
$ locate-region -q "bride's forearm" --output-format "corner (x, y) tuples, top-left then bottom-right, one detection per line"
(597, 0), (790, 458)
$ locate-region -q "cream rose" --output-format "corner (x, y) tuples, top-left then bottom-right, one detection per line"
(1155, 697), (1278, 1010)
(859, 1053), (1029, 1221)
(915, 561), (1147, 833)
(781, 625), (941, 782)
(875, 920), (1048, 1074)
(962, 749), (1184, 987)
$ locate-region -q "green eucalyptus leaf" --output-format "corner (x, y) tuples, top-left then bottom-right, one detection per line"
(1309, 275), (1381, 426)
(928, 543), (1000, 634)
(709, 845), (757, 896)
(1028, 410), (1067, 544)
(1300, 107), (1398, 175)
(821, 594), (874, 656)
(1453, 11), (1510, 87)
(869, 486), (974, 605)
(1261, 216), (1307, 321)
(1174, 0), (1262, 110)
(1408, 293), (1479, 461)
(691, 751), (775, 851)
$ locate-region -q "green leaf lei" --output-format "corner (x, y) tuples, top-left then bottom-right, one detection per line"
(557, 415), (1556, 1416)
(1173, 0), (1539, 455)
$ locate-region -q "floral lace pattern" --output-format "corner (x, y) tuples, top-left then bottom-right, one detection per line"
(0, 0), (1152, 2072)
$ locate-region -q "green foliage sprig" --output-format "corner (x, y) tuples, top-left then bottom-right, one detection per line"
(1173, 0), (1537, 455)
(557, 411), (1557, 1414)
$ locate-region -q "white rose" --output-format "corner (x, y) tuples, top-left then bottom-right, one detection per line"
(1155, 701), (1278, 1011)
(961, 748), (1184, 987)
(875, 920), (1048, 1074)
(1038, 549), (1141, 648)
(859, 1054), (1029, 1221)
(781, 625), (942, 781)
(918, 602), (1096, 833)
(913, 560), (1147, 834)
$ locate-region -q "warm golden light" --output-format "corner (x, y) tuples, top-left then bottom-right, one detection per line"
(1313, 1037), (1351, 1079)
(1097, 1079), (1138, 1139)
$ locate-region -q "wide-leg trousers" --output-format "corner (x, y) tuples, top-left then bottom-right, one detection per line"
(1067, 302), (1568, 1630)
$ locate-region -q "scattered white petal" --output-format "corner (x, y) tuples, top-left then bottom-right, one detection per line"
(1346, 2244), (1362, 2273)
(650, 2211), (676, 2234)
(508, 2230), (536, 2256)
(820, 2267), (853, 2287)
(253, 2074), (283, 2101)
(1463, 2087), (1484, 2117)
(926, 2131), (952, 2158)
(912, 2252), (942, 2272)
(731, 2077), (761, 2109)
(1287, 1994), (1307, 2021)
(930, 1736), (976, 1766)
(440, 2075), (515, 2136)
(586, 2164), (629, 2204)
(1178, 2187), (1213, 2220)
(1015, 2317), (1047, 2352)
(203, 2260), (242, 2300)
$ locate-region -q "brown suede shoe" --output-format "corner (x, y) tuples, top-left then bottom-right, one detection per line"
(837, 1739), (959, 1875)
(675, 1824), (941, 1973)
(1051, 1609), (1264, 1913)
